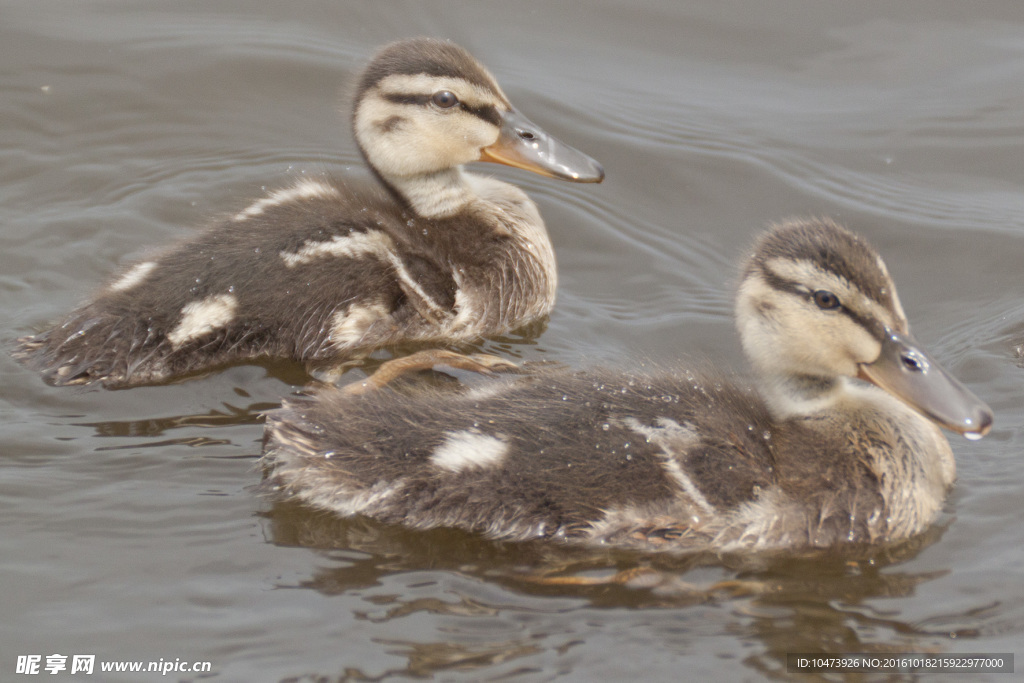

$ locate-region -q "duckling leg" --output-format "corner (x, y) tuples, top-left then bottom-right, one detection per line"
(342, 349), (519, 395)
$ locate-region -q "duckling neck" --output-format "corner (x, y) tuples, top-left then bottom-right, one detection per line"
(382, 167), (477, 219)
(758, 372), (843, 420)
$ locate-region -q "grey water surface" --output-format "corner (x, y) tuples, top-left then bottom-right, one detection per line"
(2, 1), (1023, 680)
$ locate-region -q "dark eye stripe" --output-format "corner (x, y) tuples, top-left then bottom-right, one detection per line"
(382, 93), (432, 106)
(381, 93), (501, 127)
(464, 103), (501, 126)
(761, 269), (883, 336)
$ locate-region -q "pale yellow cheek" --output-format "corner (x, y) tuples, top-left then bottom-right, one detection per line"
(735, 294), (781, 374)
(737, 276), (882, 379)
(355, 95), (499, 177)
(782, 314), (880, 377)
(420, 115), (497, 168)
(842, 325), (883, 367)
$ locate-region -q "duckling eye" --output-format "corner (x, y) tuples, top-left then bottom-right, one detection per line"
(431, 90), (459, 109)
(812, 290), (841, 310)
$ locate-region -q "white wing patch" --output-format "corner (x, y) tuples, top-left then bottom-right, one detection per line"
(622, 417), (716, 515)
(329, 302), (389, 348)
(280, 230), (394, 268)
(431, 430), (508, 473)
(300, 480), (398, 518)
(384, 251), (448, 320)
(167, 293), (239, 348)
(232, 179), (341, 222)
(445, 283), (480, 335)
(109, 261), (157, 292)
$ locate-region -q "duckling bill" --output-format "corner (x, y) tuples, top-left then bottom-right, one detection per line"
(15, 38), (603, 388)
(261, 219), (992, 553)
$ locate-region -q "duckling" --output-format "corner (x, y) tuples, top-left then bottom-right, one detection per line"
(15, 38), (603, 388)
(261, 218), (993, 553)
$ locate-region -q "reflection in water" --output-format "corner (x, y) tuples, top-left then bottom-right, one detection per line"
(324, 640), (542, 682)
(368, 640), (542, 680)
(262, 500), (998, 679)
(76, 401), (277, 444)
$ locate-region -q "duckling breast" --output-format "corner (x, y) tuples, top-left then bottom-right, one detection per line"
(433, 176), (557, 335)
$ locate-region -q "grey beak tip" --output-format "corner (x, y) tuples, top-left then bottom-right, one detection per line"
(575, 167), (605, 183)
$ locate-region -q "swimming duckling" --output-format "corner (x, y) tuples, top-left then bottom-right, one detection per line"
(15, 38), (603, 387)
(261, 218), (993, 553)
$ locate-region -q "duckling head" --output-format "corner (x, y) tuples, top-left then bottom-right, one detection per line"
(352, 38), (603, 216)
(736, 218), (992, 438)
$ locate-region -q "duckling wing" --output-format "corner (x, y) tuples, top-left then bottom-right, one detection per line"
(261, 367), (782, 550)
(15, 181), (463, 387)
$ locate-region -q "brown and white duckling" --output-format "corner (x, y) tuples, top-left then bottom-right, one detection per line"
(15, 38), (603, 388)
(261, 218), (993, 553)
